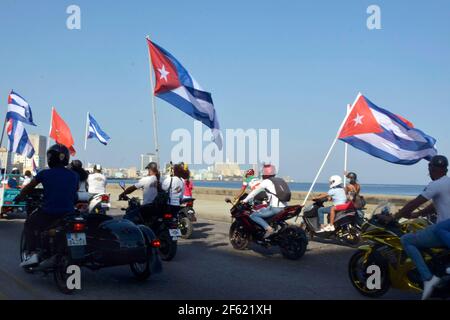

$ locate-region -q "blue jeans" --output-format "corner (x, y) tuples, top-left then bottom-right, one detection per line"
(250, 207), (283, 230)
(318, 206), (332, 225)
(401, 224), (445, 282)
(434, 219), (450, 248)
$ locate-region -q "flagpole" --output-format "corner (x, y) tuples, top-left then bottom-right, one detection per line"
(146, 35), (160, 167)
(0, 117), (7, 149)
(47, 107), (54, 149)
(301, 96), (361, 207)
(343, 104), (351, 188)
(84, 112), (89, 151)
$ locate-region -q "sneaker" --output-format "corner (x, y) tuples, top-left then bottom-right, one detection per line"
(20, 253), (39, 268)
(317, 226), (328, 233)
(325, 225), (335, 232)
(264, 228), (274, 238)
(421, 275), (441, 300)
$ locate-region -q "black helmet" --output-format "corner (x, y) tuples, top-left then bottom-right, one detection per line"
(68, 160), (83, 170)
(346, 172), (358, 183)
(430, 155), (448, 170)
(47, 144), (70, 168)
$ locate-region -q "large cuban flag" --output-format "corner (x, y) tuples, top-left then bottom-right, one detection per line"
(7, 90), (36, 126)
(338, 93), (437, 165)
(146, 38), (222, 149)
(7, 119), (35, 159)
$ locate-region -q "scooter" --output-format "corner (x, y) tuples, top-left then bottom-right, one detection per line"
(178, 198), (197, 239)
(301, 197), (365, 246)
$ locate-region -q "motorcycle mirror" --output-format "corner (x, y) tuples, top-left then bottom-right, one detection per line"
(119, 181), (126, 190)
(225, 198), (232, 203)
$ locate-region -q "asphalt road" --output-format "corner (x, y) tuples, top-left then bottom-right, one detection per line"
(0, 209), (416, 300)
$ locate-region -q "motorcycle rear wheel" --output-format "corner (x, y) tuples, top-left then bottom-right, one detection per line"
(53, 255), (77, 295)
(158, 231), (177, 261)
(179, 216), (193, 239)
(279, 227), (308, 260)
(348, 250), (390, 298)
(130, 260), (151, 281)
(229, 221), (250, 250)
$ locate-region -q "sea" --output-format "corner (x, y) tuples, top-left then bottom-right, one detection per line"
(109, 179), (425, 196)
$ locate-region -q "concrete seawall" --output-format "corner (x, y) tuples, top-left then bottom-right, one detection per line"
(106, 184), (415, 222)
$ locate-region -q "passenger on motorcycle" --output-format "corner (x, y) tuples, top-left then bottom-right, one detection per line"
(242, 164), (287, 238)
(314, 175), (348, 233)
(380, 155), (450, 300)
(345, 172), (365, 209)
(161, 163), (185, 217)
(22, 170), (33, 187)
(15, 144), (79, 267)
(182, 164), (194, 199)
(88, 164), (107, 194)
(68, 160), (90, 202)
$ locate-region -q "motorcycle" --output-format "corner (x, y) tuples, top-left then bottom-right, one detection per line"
(225, 194), (308, 260)
(119, 193), (180, 261)
(348, 205), (450, 299)
(178, 198), (197, 239)
(20, 193), (162, 294)
(301, 197), (365, 245)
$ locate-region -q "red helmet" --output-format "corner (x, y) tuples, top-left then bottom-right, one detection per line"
(245, 169), (255, 178)
(262, 164), (276, 177)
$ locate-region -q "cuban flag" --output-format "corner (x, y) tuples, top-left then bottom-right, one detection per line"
(7, 90), (36, 126)
(7, 119), (35, 159)
(87, 113), (110, 145)
(338, 93), (437, 165)
(146, 38), (222, 149)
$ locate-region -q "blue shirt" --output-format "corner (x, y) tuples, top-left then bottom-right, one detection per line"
(35, 167), (79, 216)
(328, 187), (347, 206)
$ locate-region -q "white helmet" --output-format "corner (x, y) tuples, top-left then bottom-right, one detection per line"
(329, 175), (343, 188)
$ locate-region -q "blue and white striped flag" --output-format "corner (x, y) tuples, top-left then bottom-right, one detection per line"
(7, 90), (36, 126)
(7, 119), (35, 159)
(86, 113), (110, 146)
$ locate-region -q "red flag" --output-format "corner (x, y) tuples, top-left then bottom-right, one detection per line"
(49, 107), (76, 155)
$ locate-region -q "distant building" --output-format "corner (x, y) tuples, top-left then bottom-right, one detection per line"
(127, 167), (138, 179)
(140, 153), (157, 171)
(8, 134), (47, 173)
(214, 162), (242, 178)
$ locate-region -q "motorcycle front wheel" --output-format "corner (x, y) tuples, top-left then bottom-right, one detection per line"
(278, 226), (308, 260)
(158, 230), (177, 261)
(130, 259), (151, 281)
(229, 221), (250, 250)
(348, 250), (390, 298)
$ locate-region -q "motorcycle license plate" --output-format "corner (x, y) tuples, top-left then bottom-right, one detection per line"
(101, 203), (110, 208)
(66, 233), (87, 247)
(169, 229), (182, 240)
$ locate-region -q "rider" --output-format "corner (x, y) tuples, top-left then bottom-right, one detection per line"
(120, 162), (160, 209)
(242, 164), (287, 238)
(314, 175), (348, 232)
(15, 144), (79, 267)
(88, 164), (107, 194)
(22, 170), (33, 187)
(381, 155), (450, 300)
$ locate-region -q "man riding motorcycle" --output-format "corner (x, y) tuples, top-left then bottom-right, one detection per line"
(242, 164), (289, 238)
(88, 164), (107, 194)
(15, 144), (79, 267)
(380, 155), (450, 300)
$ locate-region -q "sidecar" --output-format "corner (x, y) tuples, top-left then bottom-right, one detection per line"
(84, 214), (162, 278)
(0, 174), (27, 218)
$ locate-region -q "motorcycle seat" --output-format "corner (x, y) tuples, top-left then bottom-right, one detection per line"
(265, 205), (302, 222)
(180, 198), (195, 204)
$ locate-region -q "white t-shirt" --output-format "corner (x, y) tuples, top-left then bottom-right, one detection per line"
(22, 176), (32, 187)
(244, 178), (286, 208)
(421, 176), (450, 223)
(135, 175), (158, 205)
(88, 173), (107, 194)
(161, 176), (185, 206)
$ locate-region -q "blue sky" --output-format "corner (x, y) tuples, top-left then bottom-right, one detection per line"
(0, 0), (449, 185)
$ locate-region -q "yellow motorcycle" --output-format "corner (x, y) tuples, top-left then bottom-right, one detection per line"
(348, 205), (450, 298)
